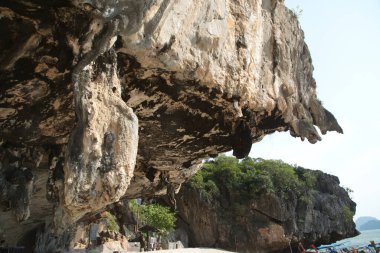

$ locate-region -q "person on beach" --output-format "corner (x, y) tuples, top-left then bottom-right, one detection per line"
(370, 241), (379, 253)
(298, 242), (306, 253)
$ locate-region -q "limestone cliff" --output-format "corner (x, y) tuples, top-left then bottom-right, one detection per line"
(0, 0), (342, 250)
(174, 158), (358, 253)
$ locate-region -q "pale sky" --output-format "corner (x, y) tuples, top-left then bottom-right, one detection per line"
(249, 0), (380, 219)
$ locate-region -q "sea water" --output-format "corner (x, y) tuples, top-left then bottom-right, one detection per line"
(336, 229), (380, 247)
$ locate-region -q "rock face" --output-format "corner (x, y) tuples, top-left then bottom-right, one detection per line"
(175, 167), (358, 253)
(0, 0), (343, 250)
(63, 51), (138, 223)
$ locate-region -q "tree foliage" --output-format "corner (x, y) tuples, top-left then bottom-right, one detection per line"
(129, 201), (176, 234)
(187, 155), (355, 223)
(187, 155), (322, 203)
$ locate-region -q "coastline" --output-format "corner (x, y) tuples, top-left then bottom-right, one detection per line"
(335, 229), (380, 247)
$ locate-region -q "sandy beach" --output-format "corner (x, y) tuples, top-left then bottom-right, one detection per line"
(153, 249), (234, 253)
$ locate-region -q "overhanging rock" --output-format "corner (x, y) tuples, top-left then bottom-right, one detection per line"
(0, 0), (342, 246)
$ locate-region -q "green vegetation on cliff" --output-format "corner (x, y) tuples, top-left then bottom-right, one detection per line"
(187, 155), (322, 203)
(104, 211), (120, 232)
(342, 205), (355, 224)
(179, 155), (358, 251)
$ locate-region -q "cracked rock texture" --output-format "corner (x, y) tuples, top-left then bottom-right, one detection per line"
(63, 51), (138, 222)
(0, 0), (342, 250)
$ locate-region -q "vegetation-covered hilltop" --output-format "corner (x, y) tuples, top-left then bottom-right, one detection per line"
(175, 155), (358, 253)
(189, 155), (324, 205)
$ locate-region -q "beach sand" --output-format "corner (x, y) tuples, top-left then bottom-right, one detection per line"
(153, 248), (234, 253)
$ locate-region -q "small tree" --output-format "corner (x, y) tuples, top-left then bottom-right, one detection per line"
(343, 186), (354, 199)
(129, 201), (176, 235)
(292, 5), (303, 18)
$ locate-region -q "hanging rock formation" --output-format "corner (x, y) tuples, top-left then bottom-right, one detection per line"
(0, 0), (342, 250)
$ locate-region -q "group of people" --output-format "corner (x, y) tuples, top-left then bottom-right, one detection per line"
(134, 232), (162, 251)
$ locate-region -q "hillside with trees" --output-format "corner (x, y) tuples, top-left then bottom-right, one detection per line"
(174, 155), (358, 253)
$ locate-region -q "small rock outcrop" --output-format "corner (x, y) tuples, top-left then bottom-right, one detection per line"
(174, 158), (358, 253)
(0, 0), (343, 250)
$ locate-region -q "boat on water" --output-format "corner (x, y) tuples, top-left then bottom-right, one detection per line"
(305, 241), (380, 253)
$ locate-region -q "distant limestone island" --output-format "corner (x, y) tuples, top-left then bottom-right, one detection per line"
(356, 216), (380, 231)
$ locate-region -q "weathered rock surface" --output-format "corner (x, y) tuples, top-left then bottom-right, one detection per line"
(175, 168), (358, 253)
(63, 51), (138, 223)
(0, 0), (343, 250)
